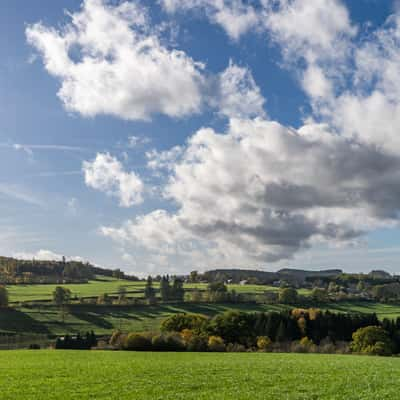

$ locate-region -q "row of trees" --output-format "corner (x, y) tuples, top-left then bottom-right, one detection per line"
(105, 309), (395, 356)
(144, 276), (185, 303)
(0, 256), (139, 285)
(161, 309), (380, 345)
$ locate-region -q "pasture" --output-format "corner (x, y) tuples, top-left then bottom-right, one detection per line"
(6, 278), (297, 303)
(3, 301), (400, 336)
(1, 351), (400, 399)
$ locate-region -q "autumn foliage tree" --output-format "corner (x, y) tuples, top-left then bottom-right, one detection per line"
(351, 326), (393, 356)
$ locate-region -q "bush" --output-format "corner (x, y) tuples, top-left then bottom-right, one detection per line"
(351, 326), (392, 356)
(110, 330), (125, 349)
(278, 288), (298, 304)
(208, 311), (254, 345)
(161, 313), (208, 333)
(257, 336), (272, 352)
(367, 341), (392, 356)
(208, 336), (226, 352)
(151, 333), (185, 351)
(124, 333), (152, 351)
(186, 335), (208, 352)
(226, 343), (247, 352)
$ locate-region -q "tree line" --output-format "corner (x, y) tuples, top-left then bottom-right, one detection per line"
(0, 256), (138, 285)
(104, 308), (396, 356)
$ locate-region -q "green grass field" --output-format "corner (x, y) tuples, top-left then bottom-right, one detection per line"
(3, 278), (400, 337)
(0, 303), (287, 335)
(2, 300), (400, 336)
(6, 277), (146, 303)
(1, 351), (400, 399)
(6, 277), (311, 303)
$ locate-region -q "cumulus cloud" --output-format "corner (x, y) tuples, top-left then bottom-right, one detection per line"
(26, 0), (205, 120)
(326, 15), (400, 154)
(25, 0), (400, 273)
(83, 153), (143, 207)
(217, 61), (266, 119)
(161, 0), (260, 40)
(162, 0), (355, 100)
(263, 0), (356, 62)
(102, 117), (400, 271)
(100, 2), (400, 273)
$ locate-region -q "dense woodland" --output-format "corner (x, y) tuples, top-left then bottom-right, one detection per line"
(105, 308), (397, 356)
(0, 256), (138, 284)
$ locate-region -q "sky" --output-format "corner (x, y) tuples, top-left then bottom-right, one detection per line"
(2, 0), (400, 276)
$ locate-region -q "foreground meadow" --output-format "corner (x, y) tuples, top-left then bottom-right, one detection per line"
(1, 351), (400, 399)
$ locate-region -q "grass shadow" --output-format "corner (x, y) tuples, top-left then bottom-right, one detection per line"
(0, 307), (51, 334)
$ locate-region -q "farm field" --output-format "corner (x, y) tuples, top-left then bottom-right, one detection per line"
(2, 301), (400, 336)
(0, 303), (287, 336)
(5, 277), (145, 303)
(1, 351), (400, 399)
(6, 278), (310, 303)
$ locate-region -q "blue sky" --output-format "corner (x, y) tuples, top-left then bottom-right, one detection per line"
(2, 0), (400, 275)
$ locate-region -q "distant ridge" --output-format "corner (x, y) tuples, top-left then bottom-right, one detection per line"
(0, 255), (138, 285)
(202, 268), (343, 284)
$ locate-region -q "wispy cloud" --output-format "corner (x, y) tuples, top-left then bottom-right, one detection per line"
(0, 143), (87, 154)
(27, 170), (82, 178)
(0, 184), (44, 207)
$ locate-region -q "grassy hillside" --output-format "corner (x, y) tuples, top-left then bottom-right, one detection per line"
(2, 301), (400, 337)
(1, 351), (399, 399)
(6, 277), (311, 303)
(0, 303), (287, 336)
(6, 277), (145, 303)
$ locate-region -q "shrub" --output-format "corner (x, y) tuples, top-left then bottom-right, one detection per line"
(351, 326), (392, 356)
(124, 333), (152, 351)
(257, 336), (272, 352)
(278, 288), (298, 304)
(180, 329), (193, 345)
(186, 334), (208, 352)
(161, 314), (208, 333)
(208, 311), (254, 344)
(299, 337), (314, 347)
(97, 293), (112, 305)
(110, 330), (125, 349)
(226, 343), (247, 352)
(367, 341), (392, 356)
(208, 336), (226, 352)
(151, 333), (185, 351)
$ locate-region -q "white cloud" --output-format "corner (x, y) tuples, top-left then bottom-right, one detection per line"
(26, 0), (205, 121)
(127, 135), (151, 149)
(83, 153), (143, 207)
(23, 0), (400, 274)
(67, 197), (79, 216)
(263, 0), (356, 63)
(217, 61), (266, 119)
(0, 184), (44, 207)
(102, 116), (400, 272)
(13, 249), (84, 262)
(161, 0), (260, 40)
(146, 146), (183, 171)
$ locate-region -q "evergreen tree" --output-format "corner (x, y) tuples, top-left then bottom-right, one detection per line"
(171, 278), (185, 301)
(276, 320), (287, 342)
(160, 276), (171, 302)
(0, 285), (8, 308)
(144, 276), (156, 301)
